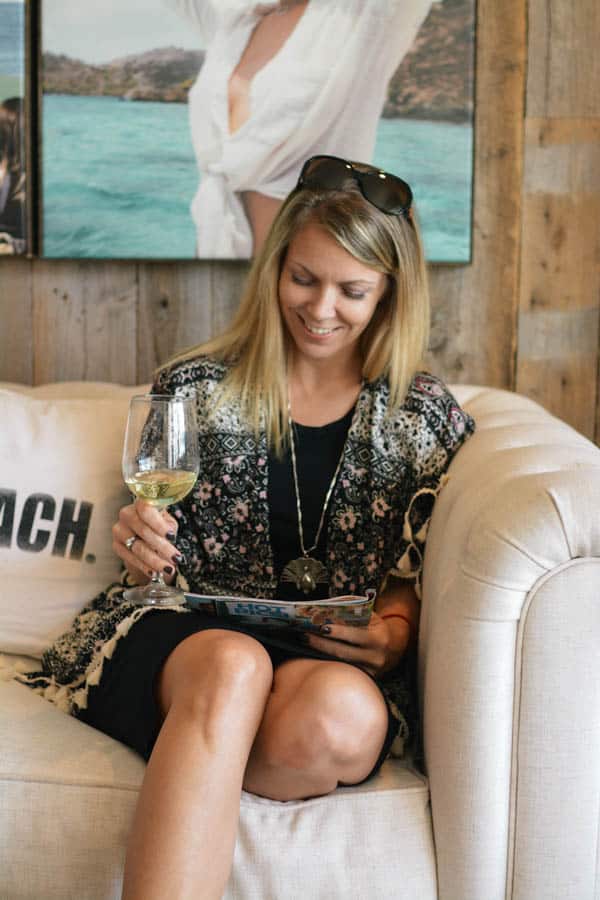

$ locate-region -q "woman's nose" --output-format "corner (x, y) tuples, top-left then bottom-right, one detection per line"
(307, 285), (337, 320)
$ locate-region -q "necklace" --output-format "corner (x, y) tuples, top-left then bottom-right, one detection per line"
(281, 406), (347, 595)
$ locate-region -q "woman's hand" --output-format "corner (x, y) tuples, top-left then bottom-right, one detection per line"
(302, 611), (411, 678)
(112, 500), (181, 586)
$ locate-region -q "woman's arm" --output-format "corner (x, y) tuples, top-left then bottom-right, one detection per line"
(375, 575), (420, 652)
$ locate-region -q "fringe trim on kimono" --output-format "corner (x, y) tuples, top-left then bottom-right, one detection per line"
(12, 604), (191, 715)
(387, 700), (410, 758)
(389, 473), (450, 598)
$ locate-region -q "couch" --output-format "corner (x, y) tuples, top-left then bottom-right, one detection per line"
(1, 380), (599, 900)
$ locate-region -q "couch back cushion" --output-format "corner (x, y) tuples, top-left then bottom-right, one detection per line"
(0, 382), (148, 658)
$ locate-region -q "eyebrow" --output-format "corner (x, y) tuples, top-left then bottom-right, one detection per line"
(288, 260), (378, 288)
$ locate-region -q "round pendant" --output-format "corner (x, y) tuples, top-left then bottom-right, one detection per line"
(281, 556), (328, 594)
(300, 566), (316, 593)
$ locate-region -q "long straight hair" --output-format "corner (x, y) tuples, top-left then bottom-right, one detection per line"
(162, 182), (430, 453)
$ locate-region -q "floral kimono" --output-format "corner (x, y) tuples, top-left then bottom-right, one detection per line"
(17, 356), (475, 760)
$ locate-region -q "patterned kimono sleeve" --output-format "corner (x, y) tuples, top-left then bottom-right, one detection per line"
(133, 366), (182, 469)
(147, 361), (206, 592)
(390, 374), (475, 596)
(144, 361), (205, 455)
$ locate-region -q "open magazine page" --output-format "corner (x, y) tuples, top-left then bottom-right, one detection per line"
(184, 591), (375, 633)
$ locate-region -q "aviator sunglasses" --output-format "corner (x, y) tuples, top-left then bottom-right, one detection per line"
(296, 155), (413, 220)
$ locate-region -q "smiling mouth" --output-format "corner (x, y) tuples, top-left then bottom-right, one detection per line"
(297, 313), (339, 336)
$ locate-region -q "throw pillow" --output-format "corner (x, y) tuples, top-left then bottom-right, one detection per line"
(0, 382), (147, 657)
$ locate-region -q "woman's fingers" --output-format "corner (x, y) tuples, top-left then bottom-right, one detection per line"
(314, 619), (387, 648)
(113, 501), (180, 576)
(303, 617), (393, 676)
(304, 631), (384, 676)
(159, 507), (179, 536)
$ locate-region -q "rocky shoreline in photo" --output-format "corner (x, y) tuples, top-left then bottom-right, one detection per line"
(383, 0), (474, 122)
(43, 47), (205, 104)
(43, 0), (474, 123)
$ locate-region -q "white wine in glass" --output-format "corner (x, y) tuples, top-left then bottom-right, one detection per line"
(125, 470), (198, 507)
(122, 393), (199, 606)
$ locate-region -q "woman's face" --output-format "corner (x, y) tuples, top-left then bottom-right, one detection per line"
(278, 223), (388, 368)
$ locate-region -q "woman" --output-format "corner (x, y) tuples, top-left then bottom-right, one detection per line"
(19, 156), (474, 899)
(163, 0), (438, 257)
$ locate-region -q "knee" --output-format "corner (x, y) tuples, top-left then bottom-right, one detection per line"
(261, 672), (387, 773)
(205, 631), (273, 688)
(158, 630), (273, 719)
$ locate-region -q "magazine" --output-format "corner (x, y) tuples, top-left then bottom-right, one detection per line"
(184, 590), (375, 633)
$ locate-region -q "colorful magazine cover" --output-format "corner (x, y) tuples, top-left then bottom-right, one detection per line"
(184, 591), (375, 634)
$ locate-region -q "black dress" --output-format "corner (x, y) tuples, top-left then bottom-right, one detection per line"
(77, 407), (401, 781)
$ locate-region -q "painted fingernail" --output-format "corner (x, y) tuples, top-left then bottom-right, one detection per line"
(166, 532), (177, 543)
(173, 554), (185, 565)
(319, 625), (331, 635)
(164, 565), (174, 575)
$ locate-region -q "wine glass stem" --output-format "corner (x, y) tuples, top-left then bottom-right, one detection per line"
(150, 571), (166, 587)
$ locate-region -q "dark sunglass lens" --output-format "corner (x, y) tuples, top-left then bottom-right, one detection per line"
(302, 157), (352, 190)
(360, 171), (412, 215)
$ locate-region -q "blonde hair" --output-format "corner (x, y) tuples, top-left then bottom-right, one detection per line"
(162, 177), (430, 452)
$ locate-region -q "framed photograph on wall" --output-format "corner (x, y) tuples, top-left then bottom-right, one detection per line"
(0, 0), (31, 256)
(39, 0), (475, 262)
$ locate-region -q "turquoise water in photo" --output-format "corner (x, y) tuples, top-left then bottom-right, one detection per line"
(43, 93), (472, 261)
(375, 116), (472, 262)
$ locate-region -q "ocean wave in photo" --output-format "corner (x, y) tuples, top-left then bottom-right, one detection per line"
(42, 94), (472, 261)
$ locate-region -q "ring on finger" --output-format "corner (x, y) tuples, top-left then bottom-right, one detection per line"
(125, 535), (138, 551)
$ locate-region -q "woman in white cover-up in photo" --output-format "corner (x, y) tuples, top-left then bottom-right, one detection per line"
(164, 0), (438, 257)
(18, 155), (474, 898)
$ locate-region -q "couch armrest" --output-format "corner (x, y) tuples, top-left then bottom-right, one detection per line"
(420, 386), (600, 900)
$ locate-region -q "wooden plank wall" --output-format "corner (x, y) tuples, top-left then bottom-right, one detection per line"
(1, 0), (598, 441)
(516, 0), (600, 441)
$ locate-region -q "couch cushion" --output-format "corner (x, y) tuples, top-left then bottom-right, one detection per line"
(0, 674), (437, 899)
(0, 382), (146, 657)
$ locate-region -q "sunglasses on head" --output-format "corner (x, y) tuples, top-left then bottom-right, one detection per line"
(296, 155), (413, 220)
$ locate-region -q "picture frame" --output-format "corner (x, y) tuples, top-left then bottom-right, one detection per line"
(0, 0), (33, 256)
(38, 0), (475, 263)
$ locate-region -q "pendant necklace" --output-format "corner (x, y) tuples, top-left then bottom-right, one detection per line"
(281, 404), (347, 595)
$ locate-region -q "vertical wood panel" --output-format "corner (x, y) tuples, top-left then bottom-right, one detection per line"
(32, 261), (137, 383)
(137, 260), (250, 385)
(527, 0), (600, 117)
(515, 119), (600, 439)
(137, 261), (214, 383)
(427, 0), (526, 389)
(0, 258), (33, 384)
(211, 261), (250, 337)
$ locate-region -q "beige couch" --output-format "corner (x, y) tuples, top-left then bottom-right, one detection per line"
(1, 380), (599, 900)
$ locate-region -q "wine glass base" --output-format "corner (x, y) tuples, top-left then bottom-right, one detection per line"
(123, 585), (186, 608)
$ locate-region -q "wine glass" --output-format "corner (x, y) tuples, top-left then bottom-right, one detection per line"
(121, 393), (199, 606)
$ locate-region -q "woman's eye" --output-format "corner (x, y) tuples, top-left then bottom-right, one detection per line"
(343, 289), (366, 300)
(291, 274), (313, 286)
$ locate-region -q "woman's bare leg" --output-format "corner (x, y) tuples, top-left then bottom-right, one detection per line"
(243, 658), (390, 801)
(122, 630), (273, 900)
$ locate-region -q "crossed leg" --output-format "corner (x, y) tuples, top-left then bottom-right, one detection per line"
(243, 656), (390, 801)
(121, 629), (389, 900)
